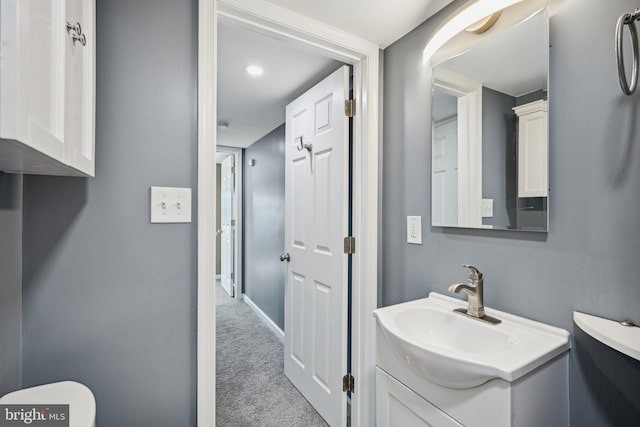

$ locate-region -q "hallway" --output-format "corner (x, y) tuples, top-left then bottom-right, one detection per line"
(216, 286), (328, 426)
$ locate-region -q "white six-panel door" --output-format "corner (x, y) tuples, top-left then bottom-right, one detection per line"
(220, 155), (235, 297)
(284, 66), (350, 427)
(432, 117), (458, 226)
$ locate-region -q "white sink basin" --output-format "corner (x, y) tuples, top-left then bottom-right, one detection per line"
(374, 292), (570, 389)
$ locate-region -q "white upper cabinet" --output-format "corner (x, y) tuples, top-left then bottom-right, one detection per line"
(0, 0), (95, 177)
(514, 100), (548, 198)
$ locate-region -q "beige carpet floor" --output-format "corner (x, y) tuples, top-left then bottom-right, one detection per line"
(216, 285), (328, 427)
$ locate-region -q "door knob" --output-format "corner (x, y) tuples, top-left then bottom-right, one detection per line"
(279, 253), (291, 262)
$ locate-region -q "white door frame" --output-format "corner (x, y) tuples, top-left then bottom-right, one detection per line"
(197, 0), (380, 425)
(216, 146), (243, 299)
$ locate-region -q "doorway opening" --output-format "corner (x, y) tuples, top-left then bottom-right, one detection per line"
(215, 147), (242, 298)
(197, 1), (380, 425)
(215, 16), (349, 425)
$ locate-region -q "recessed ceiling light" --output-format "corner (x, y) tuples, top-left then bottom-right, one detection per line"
(217, 121), (230, 129)
(244, 65), (264, 76)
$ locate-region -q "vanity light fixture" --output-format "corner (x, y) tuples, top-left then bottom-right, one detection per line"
(244, 64), (264, 76)
(423, 0), (527, 65)
(465, 10), (502, 34)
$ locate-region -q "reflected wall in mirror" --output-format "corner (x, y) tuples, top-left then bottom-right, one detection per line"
(431, 6), (549, 231)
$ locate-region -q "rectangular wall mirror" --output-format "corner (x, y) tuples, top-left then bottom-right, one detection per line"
(431, 7), (549, 232)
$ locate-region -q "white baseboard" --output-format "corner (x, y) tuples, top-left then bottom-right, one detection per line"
(242, 294), (284, 342)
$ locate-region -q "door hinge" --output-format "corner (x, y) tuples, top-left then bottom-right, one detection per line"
(344, 99), (356, 117)
(231, 219), (236, 226)
(343, 236), (356, 254)
(231, 166), (235, 174)
(231, 272), (234, 281)
(343, 373), (355, 393)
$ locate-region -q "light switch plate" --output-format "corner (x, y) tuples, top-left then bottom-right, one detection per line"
(407, 216), (422, 244)
(150, 186), (192, 223)
(482, 199), (494, 218)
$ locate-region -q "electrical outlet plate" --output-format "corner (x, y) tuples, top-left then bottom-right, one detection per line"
(407, 216), (422, 244)
(482, 199), (494, 218)
(150, 186), (192, 223)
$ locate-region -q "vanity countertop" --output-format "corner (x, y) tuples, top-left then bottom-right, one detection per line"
(574, 311), (640, 361)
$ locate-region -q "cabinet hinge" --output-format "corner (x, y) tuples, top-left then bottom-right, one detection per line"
(344, 99), (356, 117)
(343, 373), (355, 393)
(343, 236), (356, 254)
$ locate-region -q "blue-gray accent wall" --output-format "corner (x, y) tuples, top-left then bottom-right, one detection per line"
(242, 124), (286, 330)
(0, 173), (22, 396)
(21, 0), (197, 426)
(382, 0), (640, 425)
(481, 87), (516, 229)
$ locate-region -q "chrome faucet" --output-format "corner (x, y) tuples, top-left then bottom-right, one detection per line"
(449, 265), (485, 318)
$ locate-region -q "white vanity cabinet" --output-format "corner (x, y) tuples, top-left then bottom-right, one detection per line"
(0, 0), (95, 177)
(513, 100), (548, 198)
(376, 368), (463, 427)
(376, 337), (569, 427)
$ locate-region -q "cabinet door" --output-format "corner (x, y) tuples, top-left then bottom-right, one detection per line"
(515, 101), (548, 198)
(15, 0), (67, 160)
(64, 0), (95, 176)
(376, 368), (463, 427)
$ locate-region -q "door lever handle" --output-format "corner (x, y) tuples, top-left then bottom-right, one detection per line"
(279, 253), (291, 262)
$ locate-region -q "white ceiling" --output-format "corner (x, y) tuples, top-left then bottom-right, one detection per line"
(217, 0), (455, 149)
(217, 20), (342, 148)
(265, 0), (453, 48)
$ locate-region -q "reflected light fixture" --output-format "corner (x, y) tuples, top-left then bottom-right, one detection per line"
(244, 65), (264, 76)
(465, 10), (502, 34)
(423, 0), (527, 65)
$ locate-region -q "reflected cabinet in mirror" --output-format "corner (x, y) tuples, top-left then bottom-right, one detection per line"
(431, 6), (549, 231)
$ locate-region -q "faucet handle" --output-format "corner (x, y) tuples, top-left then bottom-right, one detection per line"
(462, 264), (483, 280)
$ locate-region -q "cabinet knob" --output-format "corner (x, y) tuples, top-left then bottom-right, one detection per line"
(66, 21), (82, 35)
(72, 33), (87, 46)
(66, 21), (86, 46)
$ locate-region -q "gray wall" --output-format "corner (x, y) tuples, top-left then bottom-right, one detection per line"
(21, 0), (197, 426)
(481, 86), (516, 229)
(0, 173), (22, 396)
(382, 0), (640, 425)
(516, 89), (547, 107)
(243, 124), (286, 329)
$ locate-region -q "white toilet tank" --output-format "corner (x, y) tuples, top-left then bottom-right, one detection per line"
(0, 381), (96, 427)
